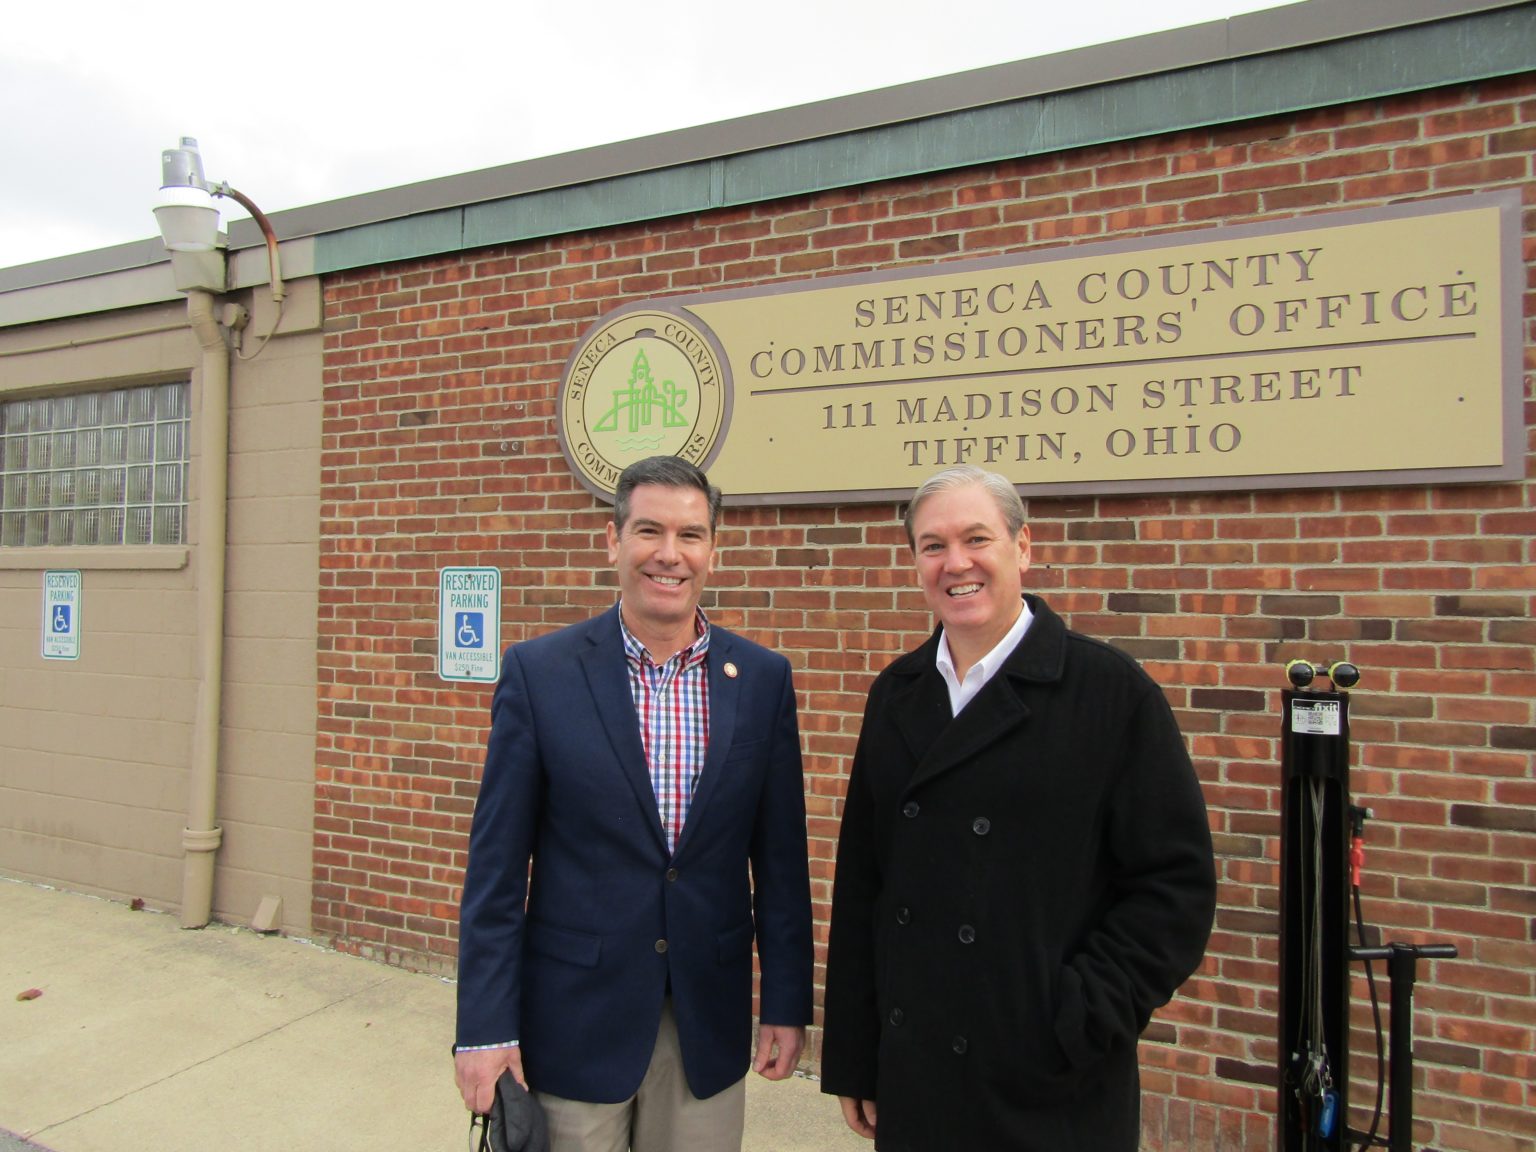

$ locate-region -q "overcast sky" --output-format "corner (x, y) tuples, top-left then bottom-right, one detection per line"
(1, 0), (1301, 271)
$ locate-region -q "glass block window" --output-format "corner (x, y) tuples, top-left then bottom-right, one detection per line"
(0, 383), (190, 547)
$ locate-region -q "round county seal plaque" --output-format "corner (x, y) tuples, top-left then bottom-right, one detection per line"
(557, 308), (730, 500)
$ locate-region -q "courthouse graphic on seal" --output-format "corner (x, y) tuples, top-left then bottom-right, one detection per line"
(558, 307), (729, 499)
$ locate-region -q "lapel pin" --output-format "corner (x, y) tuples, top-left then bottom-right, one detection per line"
(724, 662), (739, 679)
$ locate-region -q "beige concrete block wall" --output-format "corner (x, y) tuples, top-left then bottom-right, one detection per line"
(0, 303), (200, 905)
(0, 577), (196, 900)
(216, 301), (323, 933)
(0, 282), (323, 935)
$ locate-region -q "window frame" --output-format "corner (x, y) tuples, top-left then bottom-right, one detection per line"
(0, 381), (192, 552)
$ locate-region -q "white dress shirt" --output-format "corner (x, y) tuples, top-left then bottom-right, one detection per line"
(934, 598), (1034, 717)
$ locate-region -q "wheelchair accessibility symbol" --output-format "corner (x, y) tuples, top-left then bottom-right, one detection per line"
(455, 612), (485, 649)
(52, 605), (72, 633)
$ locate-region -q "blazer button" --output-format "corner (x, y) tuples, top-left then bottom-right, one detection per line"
(896, 906), (911, 925)
(654, 939), (668, 954)
(889, 1007), (905, 1026)
(902, 801), (920, 818)
(958, 924), (976, 944)
(665, 868), (679, 882)
(972, 817), (991, 835)
(952, 1035), (969, 1055)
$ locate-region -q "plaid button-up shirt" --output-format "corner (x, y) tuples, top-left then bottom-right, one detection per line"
(620, 606), (711, 855)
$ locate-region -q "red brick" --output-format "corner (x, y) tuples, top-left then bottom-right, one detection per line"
(1001, 196), (1072, 222)
(1438, 155), (1533, 187)
(1147, 174), (1222, 202)
(1184, 193), (1261, 220)
(1343, 171), (1433, 199)
(311, 79), (1536, 1149)
(1222, 163), (1304, 191)
(1023, 168), (1094, 197)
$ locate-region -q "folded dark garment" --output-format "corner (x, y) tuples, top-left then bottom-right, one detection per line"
(474, 1069), (549, 1152)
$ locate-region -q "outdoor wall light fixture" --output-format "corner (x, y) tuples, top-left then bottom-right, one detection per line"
(155, 136), (288, 359)
(154, 139), (222, 253)
(154, 136), (286, 352)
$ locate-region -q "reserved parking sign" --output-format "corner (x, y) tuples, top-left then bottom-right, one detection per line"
(42, 570), (81, 660)
(438, 567), (501, 682)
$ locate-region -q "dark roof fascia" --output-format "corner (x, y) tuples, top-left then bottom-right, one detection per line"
(0, 238), (169, 290)
(237, 0), (1536, 246)
(0, 0), (1529, 295)
(319, 0), (1536, 274)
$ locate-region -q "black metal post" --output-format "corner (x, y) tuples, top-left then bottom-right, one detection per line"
(1346, 942), (1458, 1151)
(1277, 677), (1353, 1152)
(1387, 944), (1459, 1152)
(1277, 660), (1461, 1152)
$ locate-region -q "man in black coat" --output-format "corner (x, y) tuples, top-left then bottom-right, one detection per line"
(820, 465), (1216, 1152)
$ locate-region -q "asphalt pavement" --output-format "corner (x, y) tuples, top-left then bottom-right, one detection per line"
(0, 878), (863, 1152)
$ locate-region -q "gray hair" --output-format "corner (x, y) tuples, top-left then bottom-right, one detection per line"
(903, 465), (1026, 548)
(613, 456), (723, 533)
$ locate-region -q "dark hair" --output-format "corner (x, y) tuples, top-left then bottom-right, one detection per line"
(613, 456), (723, 533)
(903, 465), (1026, 549)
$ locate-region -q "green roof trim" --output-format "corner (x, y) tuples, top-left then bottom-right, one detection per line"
(307, 4), (1536, 275)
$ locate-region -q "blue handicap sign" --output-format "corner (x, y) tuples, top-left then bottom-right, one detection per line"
(455, 612), (484, 649)
(52, 604), (72, 633)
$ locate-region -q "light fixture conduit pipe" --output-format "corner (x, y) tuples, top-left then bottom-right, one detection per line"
(0, 321), (191, 359)
(181, 286), (229, 928)
(216, 183), (286, 304)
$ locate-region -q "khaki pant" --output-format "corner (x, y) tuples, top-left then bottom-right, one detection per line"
(534, 1001), (746, 1152)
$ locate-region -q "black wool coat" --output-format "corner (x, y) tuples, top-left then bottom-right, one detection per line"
(820, 595), (1216, 1152)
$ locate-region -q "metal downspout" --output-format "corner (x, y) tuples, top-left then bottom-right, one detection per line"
(181, 288), (228, 927)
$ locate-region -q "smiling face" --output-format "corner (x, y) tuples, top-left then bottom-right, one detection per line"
(606, 482), (717, 659)
(910, 481), (1031, 668)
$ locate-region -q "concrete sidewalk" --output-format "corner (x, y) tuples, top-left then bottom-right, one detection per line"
(0, 879), (863, 1152)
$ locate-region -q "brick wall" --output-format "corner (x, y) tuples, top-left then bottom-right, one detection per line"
(316, 76), (1536, 1152)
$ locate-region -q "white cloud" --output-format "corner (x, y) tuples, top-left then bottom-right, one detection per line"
(0, 0), (1300, 269)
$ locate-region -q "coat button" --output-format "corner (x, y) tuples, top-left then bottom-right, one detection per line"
(958, 924), (976, 944)
(665, 868), (679, 882)
(972, 817), (991, 835)
(896, 906), (911, 925)
(889, 1007), (905, 1026)
(655, 939), (668, 953)
(952, 1035), (969, 1055)
(902, 801), (920, 818)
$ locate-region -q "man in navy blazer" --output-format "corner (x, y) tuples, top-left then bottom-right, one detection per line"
(455, 456), (813, 1152)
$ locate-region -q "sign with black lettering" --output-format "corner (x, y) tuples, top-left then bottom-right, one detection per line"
(557, 194), (1520, 503)
(1291, 698), (1342, 737)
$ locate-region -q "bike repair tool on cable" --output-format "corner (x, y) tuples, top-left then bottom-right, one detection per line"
(1276, 658), (1458, 1152)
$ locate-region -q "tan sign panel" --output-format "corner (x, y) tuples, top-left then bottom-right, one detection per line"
(557, 194), (1521, 504)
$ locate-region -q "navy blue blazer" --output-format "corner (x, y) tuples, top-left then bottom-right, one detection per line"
(456, 604), (814, 1103)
